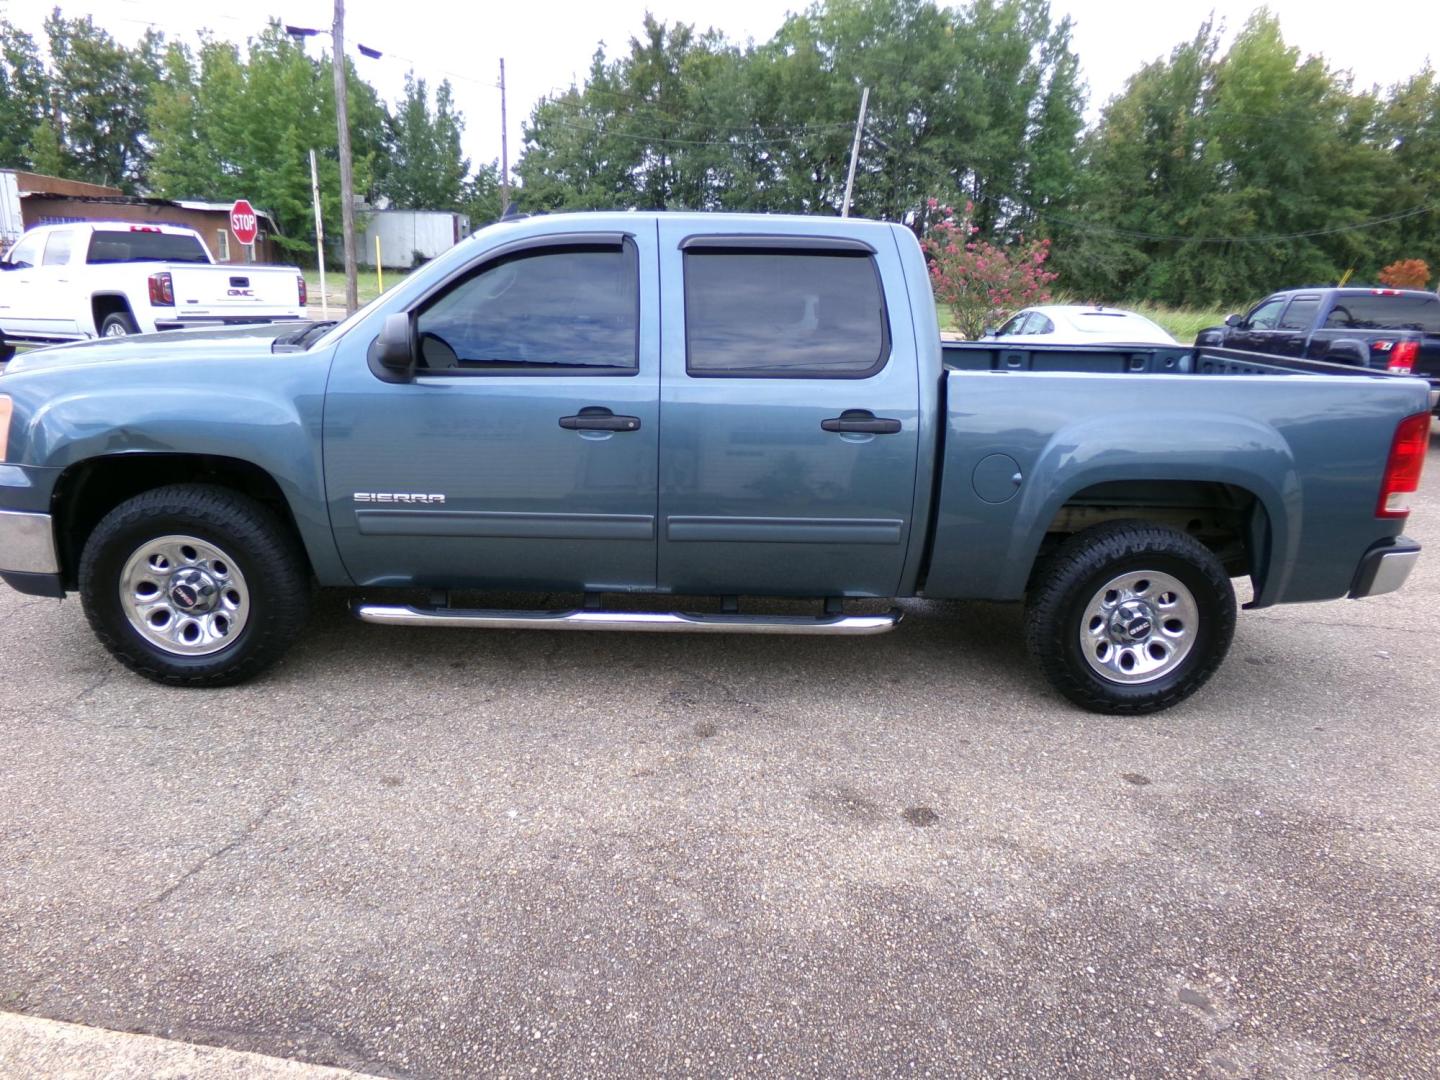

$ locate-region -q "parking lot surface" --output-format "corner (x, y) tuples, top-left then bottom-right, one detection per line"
(1, 436), (1437, 1078)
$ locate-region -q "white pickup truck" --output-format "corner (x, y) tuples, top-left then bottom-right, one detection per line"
(0, 222), (306, 358)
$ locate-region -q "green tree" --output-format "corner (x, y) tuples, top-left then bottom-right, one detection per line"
(379, 73), (469, 210)
(518, 17), (759, 212)
(1376, 68), (1440, 274)
(147, 41), (224, 199)
(513, 0), (1086, 230)
(24, 118), (68, 176)
(462, 160), (504, 225)
(1056, 13), (1387, 305)
(0, 17), (49, 169)
(148, 22), (387, 258)
(44, 10), (162, 190)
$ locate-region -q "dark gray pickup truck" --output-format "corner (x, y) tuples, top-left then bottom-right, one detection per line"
(0, 213), (1431, 713)
(1198, 287), (1440, 409)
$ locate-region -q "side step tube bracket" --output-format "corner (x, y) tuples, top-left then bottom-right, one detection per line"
(353, 603), (901, 636)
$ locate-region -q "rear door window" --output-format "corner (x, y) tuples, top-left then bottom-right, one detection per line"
(684, 250), (889, 377)
(1324, 294), (1440, 333)
(42, 230), (73, 266)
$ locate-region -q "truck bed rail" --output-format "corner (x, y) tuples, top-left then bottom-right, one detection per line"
(941, 340), (1415, 380)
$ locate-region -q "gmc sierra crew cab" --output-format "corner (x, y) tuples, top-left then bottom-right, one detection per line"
(0, 221), (305, 359)
(0, 213), (1429, 714)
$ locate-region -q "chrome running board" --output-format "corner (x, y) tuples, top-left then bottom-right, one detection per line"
(353, 603), (901, 636)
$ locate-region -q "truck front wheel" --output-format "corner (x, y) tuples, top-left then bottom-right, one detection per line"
(79, 484), (311, 686)
(1025, 521), (1236, 715)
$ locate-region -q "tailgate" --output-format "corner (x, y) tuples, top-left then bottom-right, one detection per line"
(168, 265), (303, 318)
(1413, 334), (1440, 381)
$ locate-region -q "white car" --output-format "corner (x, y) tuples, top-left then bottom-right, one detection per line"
(0, 222), (305, 357)
(987, 305), (1177, 345)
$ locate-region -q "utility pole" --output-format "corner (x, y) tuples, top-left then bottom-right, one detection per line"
(332, 0), (359, 315)
(841, 86), (869, 219)
(309, 148), (329, 320)
(499, 57), (510, 214)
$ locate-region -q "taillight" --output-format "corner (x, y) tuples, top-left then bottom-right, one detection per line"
(1377, 412), (1431, 518)
(297, 275), (308, 307)
(147, 272), (174, 306)
(1387, 341), (1419, 374)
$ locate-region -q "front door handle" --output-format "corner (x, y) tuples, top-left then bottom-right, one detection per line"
(559, 407), (641, 432)
(821, 410), (902, 435)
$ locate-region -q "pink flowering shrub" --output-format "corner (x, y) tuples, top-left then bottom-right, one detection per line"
(922, 199), (1057, 339)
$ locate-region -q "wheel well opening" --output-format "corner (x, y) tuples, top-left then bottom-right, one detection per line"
(1034, 480), (1270, 591)
(51, 454), (308, 588)
(91, 294), (133, 330)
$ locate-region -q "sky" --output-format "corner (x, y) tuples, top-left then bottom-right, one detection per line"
(3, 0), (1436, 178)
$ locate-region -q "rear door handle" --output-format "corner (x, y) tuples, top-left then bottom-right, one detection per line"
(559, 407), (641, 432)
(821, 410), (902, 435)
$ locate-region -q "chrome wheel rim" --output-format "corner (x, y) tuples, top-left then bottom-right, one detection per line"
(119, 534), (250, 656)
(1079, 569), (1198, 684)
(103, 322), (129, 337)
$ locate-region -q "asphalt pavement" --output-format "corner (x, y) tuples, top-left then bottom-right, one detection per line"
(1, 434), (1437, 1078)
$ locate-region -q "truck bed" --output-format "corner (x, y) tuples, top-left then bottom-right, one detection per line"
(925, 341), (1433, 609)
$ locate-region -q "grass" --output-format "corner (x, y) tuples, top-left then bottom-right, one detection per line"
(1126, 302), (1230, 344)
(302, 267), (408, 313)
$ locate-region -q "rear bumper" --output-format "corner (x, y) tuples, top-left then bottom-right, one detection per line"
(1349, 536), (1421, 599)
(154, 315), (304, 330)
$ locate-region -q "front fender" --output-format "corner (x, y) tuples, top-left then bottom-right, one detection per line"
(2, 348), (348, 585)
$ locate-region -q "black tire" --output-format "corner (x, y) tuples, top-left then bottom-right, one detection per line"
(99, 311), (139, 337)
(1025, 521), (1236, 715)
(79, 484), (311, 686)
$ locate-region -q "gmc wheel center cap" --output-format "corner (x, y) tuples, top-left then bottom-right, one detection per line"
(169, 569), (218, 613)
(1111, 600), (1155, 642)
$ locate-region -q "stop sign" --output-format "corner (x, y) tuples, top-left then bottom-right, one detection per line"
(229, 199), (258, 246)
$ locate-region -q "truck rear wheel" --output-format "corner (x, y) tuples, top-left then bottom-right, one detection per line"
(1025, 521), (1236, 715)
(79, 484), (310, 686)
(99, 311), (138, 337)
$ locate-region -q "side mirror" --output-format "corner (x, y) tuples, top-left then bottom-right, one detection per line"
(981, 326), (997, 338)
(373, 312), (415, 377)
(1224, 313), (1243, 328)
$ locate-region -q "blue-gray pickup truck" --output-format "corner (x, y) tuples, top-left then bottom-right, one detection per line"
(0, 213), (1431, 713)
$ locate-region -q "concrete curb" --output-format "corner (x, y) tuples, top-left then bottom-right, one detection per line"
(0, 1011), (385, 1079)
